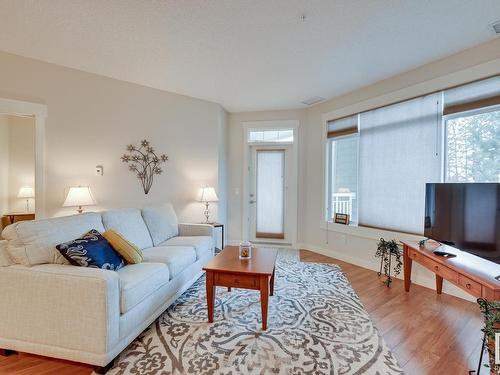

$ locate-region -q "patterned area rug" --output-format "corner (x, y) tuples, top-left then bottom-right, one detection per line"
(107, 250), (403, 375)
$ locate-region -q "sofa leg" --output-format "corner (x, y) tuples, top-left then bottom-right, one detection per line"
(93, 360), (114, 374)
(0, 349), (16, 356)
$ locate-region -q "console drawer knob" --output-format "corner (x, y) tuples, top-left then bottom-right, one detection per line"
(466, 283), (471, 289)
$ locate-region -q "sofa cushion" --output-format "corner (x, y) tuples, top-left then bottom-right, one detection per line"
(117, 263), (170, 314)
(0, 240), (12, 267)
(1, 212), (105, 266)
(56, 229), (125, 270)
(103, 230), (143, 264)
(159, 236), (214, 260)
(142, 246), (196, 279)
(102, 208), (153, 250)
(141, 204), (179, 246)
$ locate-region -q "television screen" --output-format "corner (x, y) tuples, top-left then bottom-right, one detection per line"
(424, 183), (500, 264)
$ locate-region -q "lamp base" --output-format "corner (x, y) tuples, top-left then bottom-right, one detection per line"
(204, 202), (210, 223)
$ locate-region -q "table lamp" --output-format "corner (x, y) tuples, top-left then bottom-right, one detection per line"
(63, 186), (96, 213)
(197, 186), (218, 223)
(17, 186), (35, 212)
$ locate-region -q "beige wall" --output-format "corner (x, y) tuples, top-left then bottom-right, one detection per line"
(7, 115), (35, 213)
(0, 51), (227, 223)
(0, 114), (35, 214)
(0, 115), (8, 215)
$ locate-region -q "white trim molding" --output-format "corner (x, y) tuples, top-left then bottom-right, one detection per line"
(0, 97), (48, 218)
(241, 120), (300, 247)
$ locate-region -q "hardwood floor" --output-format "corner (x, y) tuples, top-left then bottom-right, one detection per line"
(0, 249), (485, 374)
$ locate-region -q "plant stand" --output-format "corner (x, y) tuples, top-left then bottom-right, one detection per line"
(377, 250), (400, 287)
(375, 238), (402, 287)
(469, 331), (487, 375)
(474, 298), (500, 375)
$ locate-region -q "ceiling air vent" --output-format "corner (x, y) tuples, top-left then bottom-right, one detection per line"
(492, 20), (500, 34)
(301, 96), (325, 106)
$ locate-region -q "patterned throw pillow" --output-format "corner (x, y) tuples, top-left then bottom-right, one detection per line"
(56, 229), (125, 270)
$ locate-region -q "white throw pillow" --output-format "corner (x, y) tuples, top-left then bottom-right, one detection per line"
(141, 204), (179, 246)
(1, 212), (105, 266)
(102, 208), (153, 250)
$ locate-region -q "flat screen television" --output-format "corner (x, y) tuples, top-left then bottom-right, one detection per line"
(424, 183), (500, 264)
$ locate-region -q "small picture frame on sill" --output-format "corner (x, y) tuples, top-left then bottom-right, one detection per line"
(334, 213), (350, 225)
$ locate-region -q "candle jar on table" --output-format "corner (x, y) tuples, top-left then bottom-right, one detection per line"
(239, 241), (252, 260)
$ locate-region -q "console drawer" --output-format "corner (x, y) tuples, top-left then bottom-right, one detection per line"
(417, 254), (457, 283)
(458, 274), (482, 297)
(215, 273), (258, 289)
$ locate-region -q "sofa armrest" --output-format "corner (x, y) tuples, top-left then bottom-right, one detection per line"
(178, 223), (214, 237)
(0, 264), (120, 356)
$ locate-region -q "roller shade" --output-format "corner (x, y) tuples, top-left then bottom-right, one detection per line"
(444, 75), (500, 116)
(327, 115), (358, 138)
(358, 93), (442, 234)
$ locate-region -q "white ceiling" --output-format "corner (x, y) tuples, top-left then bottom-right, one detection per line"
(0, 0), (499, 112)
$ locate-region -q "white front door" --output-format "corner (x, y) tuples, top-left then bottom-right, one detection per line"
(248, 145), (293, 243)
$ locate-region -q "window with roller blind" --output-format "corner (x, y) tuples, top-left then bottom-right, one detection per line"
(324, 74), (500, 235)
(326, 115), (359, 224)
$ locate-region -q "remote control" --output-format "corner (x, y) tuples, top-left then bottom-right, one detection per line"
(433, 250), (456, 258)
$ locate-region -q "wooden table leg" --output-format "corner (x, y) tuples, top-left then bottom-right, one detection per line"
(259, 275), (269, 330)
(206, 271), (215, 323)
(403, 245), (412, 292)
(436, 274), (443, 294)
(270, 267), (275, 296)
(227, 287), (231, 292)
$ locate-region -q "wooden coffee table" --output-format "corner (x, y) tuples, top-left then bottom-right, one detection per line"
(203, 246), (277, 330)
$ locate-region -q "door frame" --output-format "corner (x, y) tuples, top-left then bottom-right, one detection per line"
(250, 145), (289, 242)
(242, 120), (299, 247)
(0, 97), (47, 218)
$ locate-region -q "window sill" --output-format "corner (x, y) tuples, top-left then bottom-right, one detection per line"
(320, 221), (424, 242)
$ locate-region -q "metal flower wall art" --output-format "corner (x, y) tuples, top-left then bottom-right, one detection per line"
(121, 140), (168, 194)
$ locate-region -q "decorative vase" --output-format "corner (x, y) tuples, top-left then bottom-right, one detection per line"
(239, 241), (252, 260)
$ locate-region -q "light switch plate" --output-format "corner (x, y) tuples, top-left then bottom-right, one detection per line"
(96, 165), (103, 176)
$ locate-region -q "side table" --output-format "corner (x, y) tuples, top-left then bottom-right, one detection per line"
(211, 222), (224, 252)
(201, 222), (224, 252)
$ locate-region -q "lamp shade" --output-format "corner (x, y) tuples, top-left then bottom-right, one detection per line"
(63, 186), (96, 207)
(17, 186), (35, 199)
(197, 186), (218, 202)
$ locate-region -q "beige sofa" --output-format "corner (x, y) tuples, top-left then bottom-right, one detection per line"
(0, 204), (214, 371)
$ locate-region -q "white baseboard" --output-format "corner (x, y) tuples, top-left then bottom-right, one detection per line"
(297, 242), (475, 303)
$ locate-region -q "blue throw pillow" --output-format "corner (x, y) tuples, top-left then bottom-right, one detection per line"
(56, 229), (125, 270)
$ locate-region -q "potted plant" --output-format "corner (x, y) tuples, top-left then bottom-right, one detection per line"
(374, 238), (402, 287)
(478, 298), (500, 374)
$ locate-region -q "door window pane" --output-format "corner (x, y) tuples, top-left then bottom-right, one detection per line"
(256, 150), (285, 237)
(445, 108), (500, 182)
(249, 129), (294, 143)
